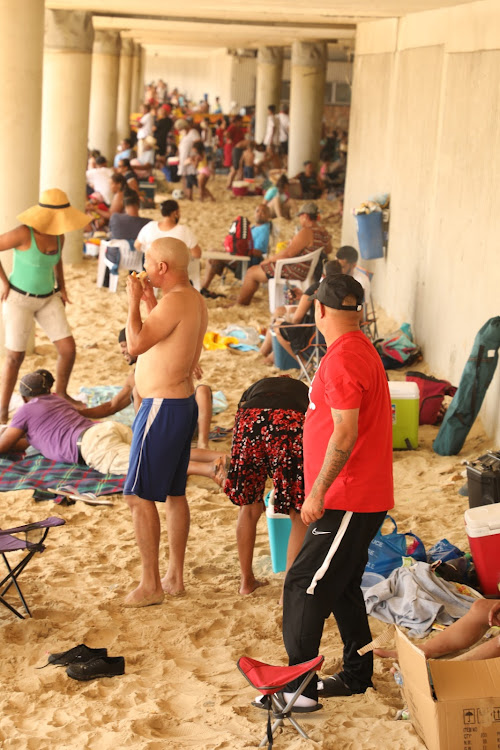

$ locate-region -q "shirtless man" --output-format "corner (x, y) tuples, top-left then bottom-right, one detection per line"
(123, 237), (208, 607)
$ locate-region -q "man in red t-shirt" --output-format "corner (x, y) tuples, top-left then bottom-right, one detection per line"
(281, 273), (394, 710)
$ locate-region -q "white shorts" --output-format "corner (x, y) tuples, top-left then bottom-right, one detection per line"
(81, 421), (132, 475)
(2, 289), (72, 352)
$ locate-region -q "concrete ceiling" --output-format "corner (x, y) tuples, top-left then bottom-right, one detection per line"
(47, 0), (478, 50)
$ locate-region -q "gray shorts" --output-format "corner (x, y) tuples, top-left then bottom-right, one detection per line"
(2, 289), (72, 352)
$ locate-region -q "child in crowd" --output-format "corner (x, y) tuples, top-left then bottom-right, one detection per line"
(240, 142), (255, 179)
(191, 141), (215, 202)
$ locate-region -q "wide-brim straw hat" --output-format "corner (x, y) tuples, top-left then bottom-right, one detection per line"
(17, 189), (89, 235)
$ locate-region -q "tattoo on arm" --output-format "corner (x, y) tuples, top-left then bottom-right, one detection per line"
(314, 440), (353, 493)
(332, 410), (343, 425)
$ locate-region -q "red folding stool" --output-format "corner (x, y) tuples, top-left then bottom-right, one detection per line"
(237, 655), (324, 747)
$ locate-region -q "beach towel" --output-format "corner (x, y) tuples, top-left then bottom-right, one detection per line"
(0, 453), (125, 498)
(364, 561), (477, 637)
(80, 386), (135, 426)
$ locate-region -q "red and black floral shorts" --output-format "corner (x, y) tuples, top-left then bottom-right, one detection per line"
(224, 407), (304, 513)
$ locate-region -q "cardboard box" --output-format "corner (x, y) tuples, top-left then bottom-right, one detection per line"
(396, 628), (500, 750)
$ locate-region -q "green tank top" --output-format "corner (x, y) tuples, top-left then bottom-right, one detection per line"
(10, 228), (61, 295)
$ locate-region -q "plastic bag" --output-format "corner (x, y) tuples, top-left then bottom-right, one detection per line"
(365, 515), (426, 579)
(427, 539), (465, 564)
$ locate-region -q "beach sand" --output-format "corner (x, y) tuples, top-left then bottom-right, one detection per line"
(0, 177), (492, 749)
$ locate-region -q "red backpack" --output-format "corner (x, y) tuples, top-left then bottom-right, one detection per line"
(405, 371), (457, 425)
(224, 216), (254, 257)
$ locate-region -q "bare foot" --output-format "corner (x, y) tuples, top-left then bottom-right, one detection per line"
(214, 455), (229, 488)
(161, 575), (185, 596)
(373, 648), (397, 659)
(123, 585), (164, 608)
(239, 578), (269, 595)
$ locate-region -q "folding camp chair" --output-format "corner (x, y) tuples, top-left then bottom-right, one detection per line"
(272, 322), (326, 385)
(0, 516), (65, 619)
(237, 654), (324, 748)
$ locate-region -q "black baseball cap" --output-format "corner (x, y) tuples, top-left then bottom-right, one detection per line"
(314, 274), (364, 311)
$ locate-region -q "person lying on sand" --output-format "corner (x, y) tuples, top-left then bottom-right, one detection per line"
(0, 369), (224, 482)
(375, 598), (500, 662)
(217, 376), (309, 596)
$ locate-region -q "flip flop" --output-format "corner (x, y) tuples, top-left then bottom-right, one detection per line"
(46, 486), (114, 507)
(209, 426), (232, 441)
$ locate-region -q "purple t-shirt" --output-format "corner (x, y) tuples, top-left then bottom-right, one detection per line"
(10, 394), (94, 464)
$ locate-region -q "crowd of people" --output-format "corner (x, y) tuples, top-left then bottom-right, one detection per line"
(0, 77), (492, 727)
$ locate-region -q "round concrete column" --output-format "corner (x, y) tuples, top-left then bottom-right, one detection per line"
(138, 46), (147, 106)
(0, 0), (44, 235)
(129, 43), (140, 115)
(88, 30), (121, 160)
(255, 47), (283, 144)
(41, 10), (93, 264)
(0, 0), (44, 353)
(288, 41), (327, 177)
(116, 37), (134, 143)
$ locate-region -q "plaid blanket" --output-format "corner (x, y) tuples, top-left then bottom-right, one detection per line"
(0, 453), (125, 496)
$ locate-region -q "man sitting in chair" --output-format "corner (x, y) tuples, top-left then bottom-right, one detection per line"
(109, 194), (150, 241)
(336, 245), (372, 311)
(0, 369), (223, 478)
(237, 202), (331, 306)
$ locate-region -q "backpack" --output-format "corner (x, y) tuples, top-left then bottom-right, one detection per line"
(374, 325), (421, 370)
(224, 216), (254, 257)
(405, 371), (457, 425)
(433, 317), (500, 456)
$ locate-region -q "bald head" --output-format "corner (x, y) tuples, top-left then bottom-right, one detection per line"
(150, 237), (190, 272)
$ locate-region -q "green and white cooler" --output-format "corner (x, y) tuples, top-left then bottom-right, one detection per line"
(388, 381), (419, 450)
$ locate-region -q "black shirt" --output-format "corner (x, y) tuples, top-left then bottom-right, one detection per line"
(238, 377), (309, 412)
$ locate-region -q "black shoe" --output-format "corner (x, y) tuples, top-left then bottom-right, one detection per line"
(317, 674), (370, 697)
(66, 655), (125, 681)
(48, 644), (108, 667)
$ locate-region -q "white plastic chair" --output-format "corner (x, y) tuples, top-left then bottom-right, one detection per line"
(268, 247), (323, 312)
(96, 240), (145, 293)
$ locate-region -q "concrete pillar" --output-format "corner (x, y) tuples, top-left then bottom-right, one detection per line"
(130, 42), (141, 114)
(255, 47), (283, 144)
(288, 41), (327, 177)
(41, 10), (93, 264)
(88, 30), (121, 161)
(116, 37), (134, 142)
(0, 0), (44, 352)
(0, 0), (44, 235)
(138, 46), (147, 106)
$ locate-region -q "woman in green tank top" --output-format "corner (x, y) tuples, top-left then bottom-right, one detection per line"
(0, 189), (88, 422)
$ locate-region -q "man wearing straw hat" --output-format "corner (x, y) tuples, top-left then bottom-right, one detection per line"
(0, 188), (88, 423)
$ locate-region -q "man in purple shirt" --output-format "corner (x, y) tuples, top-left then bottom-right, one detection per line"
(0, 370), (132, 474)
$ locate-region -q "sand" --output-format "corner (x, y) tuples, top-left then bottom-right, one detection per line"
(0, 176), (492, 750)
